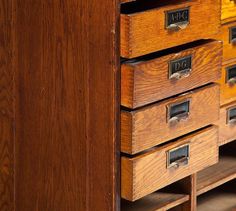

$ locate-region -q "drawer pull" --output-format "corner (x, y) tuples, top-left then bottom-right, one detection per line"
(167, 144), (189, 169)
(167, 22), (188, 31)
(231, 38), (236, 45)
(226, 65), (236, 86)
(227, 77), (236, 86)
(166, 8), (190, 31)
(167, 100), (190, 125)
(229, 26), (236, 45)
(169, 69), (191, 80)
(169, 56), (192, 80)
(227, 107), (236, 125)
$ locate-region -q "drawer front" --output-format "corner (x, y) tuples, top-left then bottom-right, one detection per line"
(221, 0), (236, 24)
(121, 41), (222, 108)
(121, 0), (135, 3)
(218, 102), (236, 146)
(121, 126), (219, 201)
(221, 22), (236, 62)
(121, 0), (220, 58)
(218, 60), (236, 105)
(121, 84), (220, 154)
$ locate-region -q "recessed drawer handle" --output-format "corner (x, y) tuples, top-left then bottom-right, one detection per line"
(231, 38), (236, 45)
(167, 100), (190, 126)
(169, 113), (189, 125)
(170, 68), (191, 80)
(226, 65), (236, 86)
(167, 144), (189, 169)
(227, 77), (236, 86)
(169, 55), (192, 80)
(167, 22), (188, 31)
(227, 107), (236, 125)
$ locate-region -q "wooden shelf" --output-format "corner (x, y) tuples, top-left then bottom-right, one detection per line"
(198, 181), (236, 211)
(197, 154), (236, 196)
(121, 192), (189, 211)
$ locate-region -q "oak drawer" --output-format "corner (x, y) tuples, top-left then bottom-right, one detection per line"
(121, 126), (219, 201)
(218, 60), (236, 105)
(121, 84), (220, 154)
(122, 40), (222, 108)
(221, 0), (236, 24)
(218, 102), (236, 146)
(120, 0), (220, 58)
(221, 22), (236, 62)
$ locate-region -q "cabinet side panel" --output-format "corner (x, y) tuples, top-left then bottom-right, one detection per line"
(15, 0), (120, 210)
(0, 0), (14, 210)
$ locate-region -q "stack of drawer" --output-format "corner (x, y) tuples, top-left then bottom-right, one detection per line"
(120, 0), (222, 209)
(218, 0), (236, 146)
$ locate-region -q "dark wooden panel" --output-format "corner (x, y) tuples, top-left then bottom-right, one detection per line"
(0, 0), (14, 210)
(15, 0), (120, 210)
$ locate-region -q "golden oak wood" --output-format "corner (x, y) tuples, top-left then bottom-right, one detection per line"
(197, 154), (236, 196)
(121, 192), (189, 211)
(221, 22), (236, 63)
(221, 0), (236, 24)
(121, 40), (222, 108)
(120, 0), (220, 58)
(121, 84), (220, 154)
(0, 1), (14, 210)
(217, 60), (236, 105)
(198, 182), (236, 211)
(170, 175), (197, 211)
(178, 175), (197, 211)
(121, 126), (219, 201)
(217, 101), (236, 146)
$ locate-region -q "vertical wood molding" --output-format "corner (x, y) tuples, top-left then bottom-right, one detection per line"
(0, 0), (14, 210)
(15, 0), (120, 210)
(181, 175), (197, 211)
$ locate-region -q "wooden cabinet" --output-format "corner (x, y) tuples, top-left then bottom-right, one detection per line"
(121, 84), (219, 154)
(218, 60), (236, 105)
(120, 0), (220, 58)
(120, 0), (236, 210)
(221, 22), (236, 62)
(2, 0), (236, 210)
(121, 126), (218, 201)
(121, 40), (222, 108)
(218, 101), (236, 146)
(221, 0), (236, 23)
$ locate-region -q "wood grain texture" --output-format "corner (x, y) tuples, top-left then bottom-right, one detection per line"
(218, 59), (236, 105)
(121, 84), (220, 154)
(121, 40), (222, 108)
(221, 0), (236, 24)
(121, 126), (219, 201)
(177, 175), (197, 211)
(120, 0), (221, 58)
(121, 192), (189, 211)
(217, 101), (236, 146)
(198, 182), (236, 211)
(14, 0), (120, 210)
(121, 0), (136, 3)
(0, 0), (14, 210)
(197, 154), (236, 196)
(221, 22), (236, 63)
